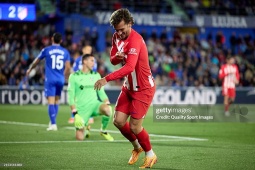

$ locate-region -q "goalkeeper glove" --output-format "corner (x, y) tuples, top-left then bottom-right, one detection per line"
(72, 110), (84, 130)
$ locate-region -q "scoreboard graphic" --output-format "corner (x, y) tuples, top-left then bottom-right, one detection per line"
(0, 3), (35, 21)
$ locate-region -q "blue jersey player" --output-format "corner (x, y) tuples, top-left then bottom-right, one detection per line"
(72, 45), (97, 72)
(73, 55), (97, 72)
(26, 32), (71, 131)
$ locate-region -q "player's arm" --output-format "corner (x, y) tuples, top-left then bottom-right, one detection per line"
(96, 74), (110, 103)
(67, 74), (84, 128)
(67, 74), (76, 109)
(105, 41), (140, 82)
(94, 40), (141, 90)
(26, 49), (45, 76)
(26, 58), (40, 76)
(98, 87), (110, 104)
(64, 61), (71, 81)
(110, 35), (123, 65)
(235, 65), (240, 84)
(64, 50), (71, 80)
(218, 66), (226, 79)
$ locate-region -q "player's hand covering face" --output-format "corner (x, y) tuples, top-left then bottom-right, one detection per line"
(114, 20), (131, 40)
(115, 52), (126, 60)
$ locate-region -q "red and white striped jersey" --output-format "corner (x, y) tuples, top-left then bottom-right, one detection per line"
(105, 29), (154, 91)
(219, 64), (240, 88)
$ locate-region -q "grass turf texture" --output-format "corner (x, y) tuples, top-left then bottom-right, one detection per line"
(0, 105), (254, 170)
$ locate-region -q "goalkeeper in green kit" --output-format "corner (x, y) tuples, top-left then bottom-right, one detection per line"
(67, 53), (114, 141)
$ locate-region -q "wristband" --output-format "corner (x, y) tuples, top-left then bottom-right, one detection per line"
(72, 109), (78, 116)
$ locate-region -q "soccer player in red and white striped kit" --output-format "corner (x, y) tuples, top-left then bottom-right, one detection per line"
(94, 8), (157, 169)
(219, 56), (240, 116)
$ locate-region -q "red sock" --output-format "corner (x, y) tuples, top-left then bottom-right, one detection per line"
(119, 122), (137, 142)
(225, 104), (229, 112)
(135, 128), (152, 152)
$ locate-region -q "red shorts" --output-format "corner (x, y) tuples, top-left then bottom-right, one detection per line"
(222, 87), (236, 98)
(115, 86), (156, 119)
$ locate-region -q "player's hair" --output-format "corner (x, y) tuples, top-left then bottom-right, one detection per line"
(82, 53), (94, 64)
(226, 55), (234, 60)
(109, 8), (134, 26)
(52, 32), (62, 44)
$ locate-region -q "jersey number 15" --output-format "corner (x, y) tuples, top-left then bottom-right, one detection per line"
(51, 55), (64, 70)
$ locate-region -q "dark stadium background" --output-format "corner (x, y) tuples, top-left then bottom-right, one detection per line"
(0, 1), (254, 170)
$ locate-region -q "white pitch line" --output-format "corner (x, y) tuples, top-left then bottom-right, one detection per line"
(0, 120), (208, 141)
(64, 127), (207, 141)
(0, 120), (48, 127)
(0, 139), (188, 144)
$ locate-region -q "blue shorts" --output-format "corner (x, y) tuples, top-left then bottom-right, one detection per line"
(44, 80), (64, 97)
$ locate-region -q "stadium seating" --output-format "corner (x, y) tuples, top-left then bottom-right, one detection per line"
(0, 0), (254, 87)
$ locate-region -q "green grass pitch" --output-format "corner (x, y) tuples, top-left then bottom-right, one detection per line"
(0, 104), (254, 170)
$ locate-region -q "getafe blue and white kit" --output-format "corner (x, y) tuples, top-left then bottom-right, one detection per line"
(37, 44), (71, 97)
(72, 56), (97, 72)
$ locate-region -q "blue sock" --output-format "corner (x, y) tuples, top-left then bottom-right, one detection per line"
(54, 104), (59, 118)
(48, 104), (56, 124)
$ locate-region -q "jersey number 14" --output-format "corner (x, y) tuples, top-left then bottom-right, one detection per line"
(51, 55), (64, 70)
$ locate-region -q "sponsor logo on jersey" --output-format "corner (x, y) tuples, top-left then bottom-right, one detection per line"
(90, 77), (94, 81)
(79, 85), (84, 90)
(128, 48), (137, 55)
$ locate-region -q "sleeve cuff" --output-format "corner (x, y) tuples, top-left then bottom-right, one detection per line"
(105, 75), (110, 82)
